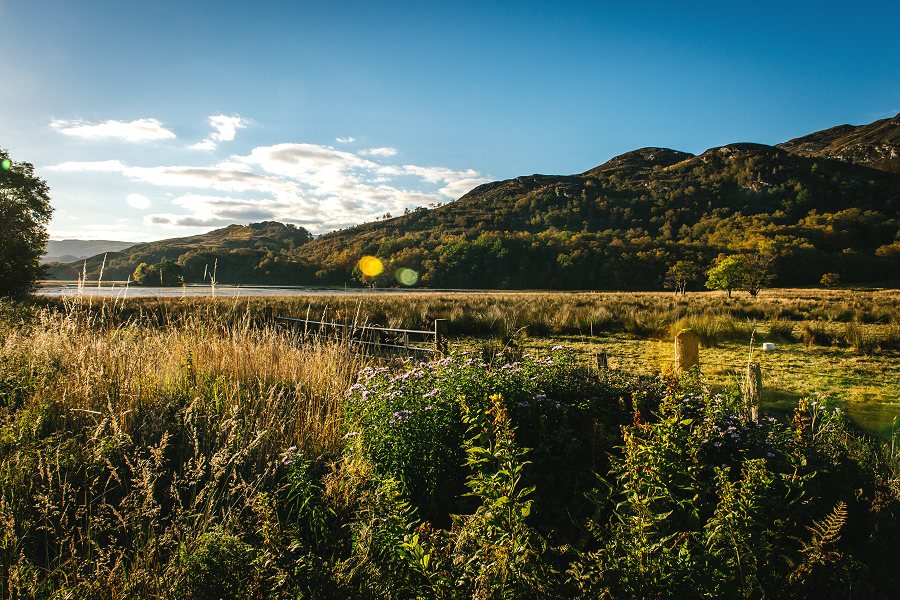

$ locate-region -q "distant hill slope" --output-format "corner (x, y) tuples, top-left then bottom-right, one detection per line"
(48, 222), (314, 284)
(292, 138), (899, 288)
(44, 240), (135, 264)
(52, 114), (900, 289)
(778, 112), (900, 173)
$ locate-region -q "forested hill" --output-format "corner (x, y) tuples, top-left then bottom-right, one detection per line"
(298, 132), (900, 288)
(55, 114), (900, 289)
(48, 222), (314, 284)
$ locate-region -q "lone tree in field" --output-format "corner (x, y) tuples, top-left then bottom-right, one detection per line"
(820, 272), (841, 287)
(740, 248), (777, 297)
(705, 255), (744, 298)
(706, 251), (776, 298)
(664, 260), (701, 295)
(0, 149), (53, 298)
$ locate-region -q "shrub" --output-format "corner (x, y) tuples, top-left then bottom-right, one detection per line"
(800, 322), (834, 347)
(343, 349), (663, 528)
(820, 272), (841, 287)
(569, 388), (899, 598)
(767, 319), (796, 342)
(667, 314), (752, 345)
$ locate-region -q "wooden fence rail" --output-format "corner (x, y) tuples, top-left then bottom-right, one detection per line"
(274, 316), (448, 355)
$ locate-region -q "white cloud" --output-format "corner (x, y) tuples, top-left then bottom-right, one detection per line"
(46, 139), (488, 234)
(188, 139), (217, 151)
(385, 164), (483, 184)
(50, 118), (176, 142)
(49, 159), (299, 198)
(208, 115), (247, 142)
(190, 114), (248, 150)
(359, 146), (397, 157)
(439, 177), (491, 199)
(126, 193), (151, 209)
(46, 160), (128, 172)
(145, 193), (309, 229)
(335, 136), (355, 143)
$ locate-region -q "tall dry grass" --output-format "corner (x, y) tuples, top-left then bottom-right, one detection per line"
(40, 287), (898, 348)
(5, 298), (362, 453)
(0, 298), (365, 597)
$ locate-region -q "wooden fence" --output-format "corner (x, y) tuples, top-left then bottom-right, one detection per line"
(274, 316), (449, 355)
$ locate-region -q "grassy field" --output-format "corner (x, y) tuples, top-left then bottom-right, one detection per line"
(38, 287), (898, 432)
(516, 332), (899, 434)
(3, 289), (899, 597)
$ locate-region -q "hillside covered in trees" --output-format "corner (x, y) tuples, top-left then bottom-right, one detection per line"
(48, 221), (314, 285)
(53, 114), (900, 289)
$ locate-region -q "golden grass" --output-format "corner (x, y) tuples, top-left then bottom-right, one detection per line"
(44, 287), (897, 337)
(3, 298), (365, 455)
(20, 287), (900, 436)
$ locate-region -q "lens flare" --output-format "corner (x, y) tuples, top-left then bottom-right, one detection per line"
(395, 267), (419, 286)
(358, 255), (384, 277)
(0, 159), (11, 171)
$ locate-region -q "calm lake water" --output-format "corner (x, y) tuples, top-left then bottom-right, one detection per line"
(36, 284), (435, 298)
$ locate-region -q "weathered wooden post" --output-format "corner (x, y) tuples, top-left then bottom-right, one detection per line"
(595, 350), (608, 370)
(674, 329), (700, 374)
(434, 319), (449, 355)
(744, 362), (761, 423)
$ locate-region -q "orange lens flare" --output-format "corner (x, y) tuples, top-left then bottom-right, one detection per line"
(358, 255), (384, 277)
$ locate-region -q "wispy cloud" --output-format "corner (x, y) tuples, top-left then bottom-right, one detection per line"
(359, 146), (397, 157)
(335, 136), (355, 143)
(47, 160), (128, 172)
(50, 118), (176, 142)
(189, 114), (248, 151)
(49, 160), (300, 198)
(47, 139), (490, 234)
(208, 115), (247, 142)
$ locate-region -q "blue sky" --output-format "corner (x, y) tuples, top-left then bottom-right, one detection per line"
(1, 0), (898, 241)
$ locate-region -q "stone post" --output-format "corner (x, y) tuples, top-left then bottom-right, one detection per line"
(674, 329), (700, 374)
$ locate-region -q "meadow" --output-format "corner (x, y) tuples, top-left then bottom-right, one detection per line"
(2, 289), (899, 598)
(40, 287), (897, 430)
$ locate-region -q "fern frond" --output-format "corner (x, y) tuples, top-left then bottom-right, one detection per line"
(802, 500), (847, 554)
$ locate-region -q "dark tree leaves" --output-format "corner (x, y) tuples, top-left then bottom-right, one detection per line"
(0, 149), (53, 297)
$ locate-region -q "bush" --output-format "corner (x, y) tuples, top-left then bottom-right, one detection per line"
(343, 349), (662, 527)
(800, 322), (834, 347)
(821, 272), (842, 287)
(767, 319), (796, 342)
(569, 390), (897, 598)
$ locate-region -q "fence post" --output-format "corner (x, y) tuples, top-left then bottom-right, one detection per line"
(434, 319), (448, 355)
(674, 329), (700, 374)
(595, 350), (608, 370)
(744, 362), (761, 423)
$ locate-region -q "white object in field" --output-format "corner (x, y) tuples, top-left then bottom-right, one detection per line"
(761, 342), (776, 351)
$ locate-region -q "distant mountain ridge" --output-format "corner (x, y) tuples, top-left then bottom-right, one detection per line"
(48, 222), (314, 283)
(55, 113), (900, 288)
(44, 240), (135, 264)
(778, 112), (900, 173)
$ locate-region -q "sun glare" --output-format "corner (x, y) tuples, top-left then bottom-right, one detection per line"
(358, 255), (384, 277)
